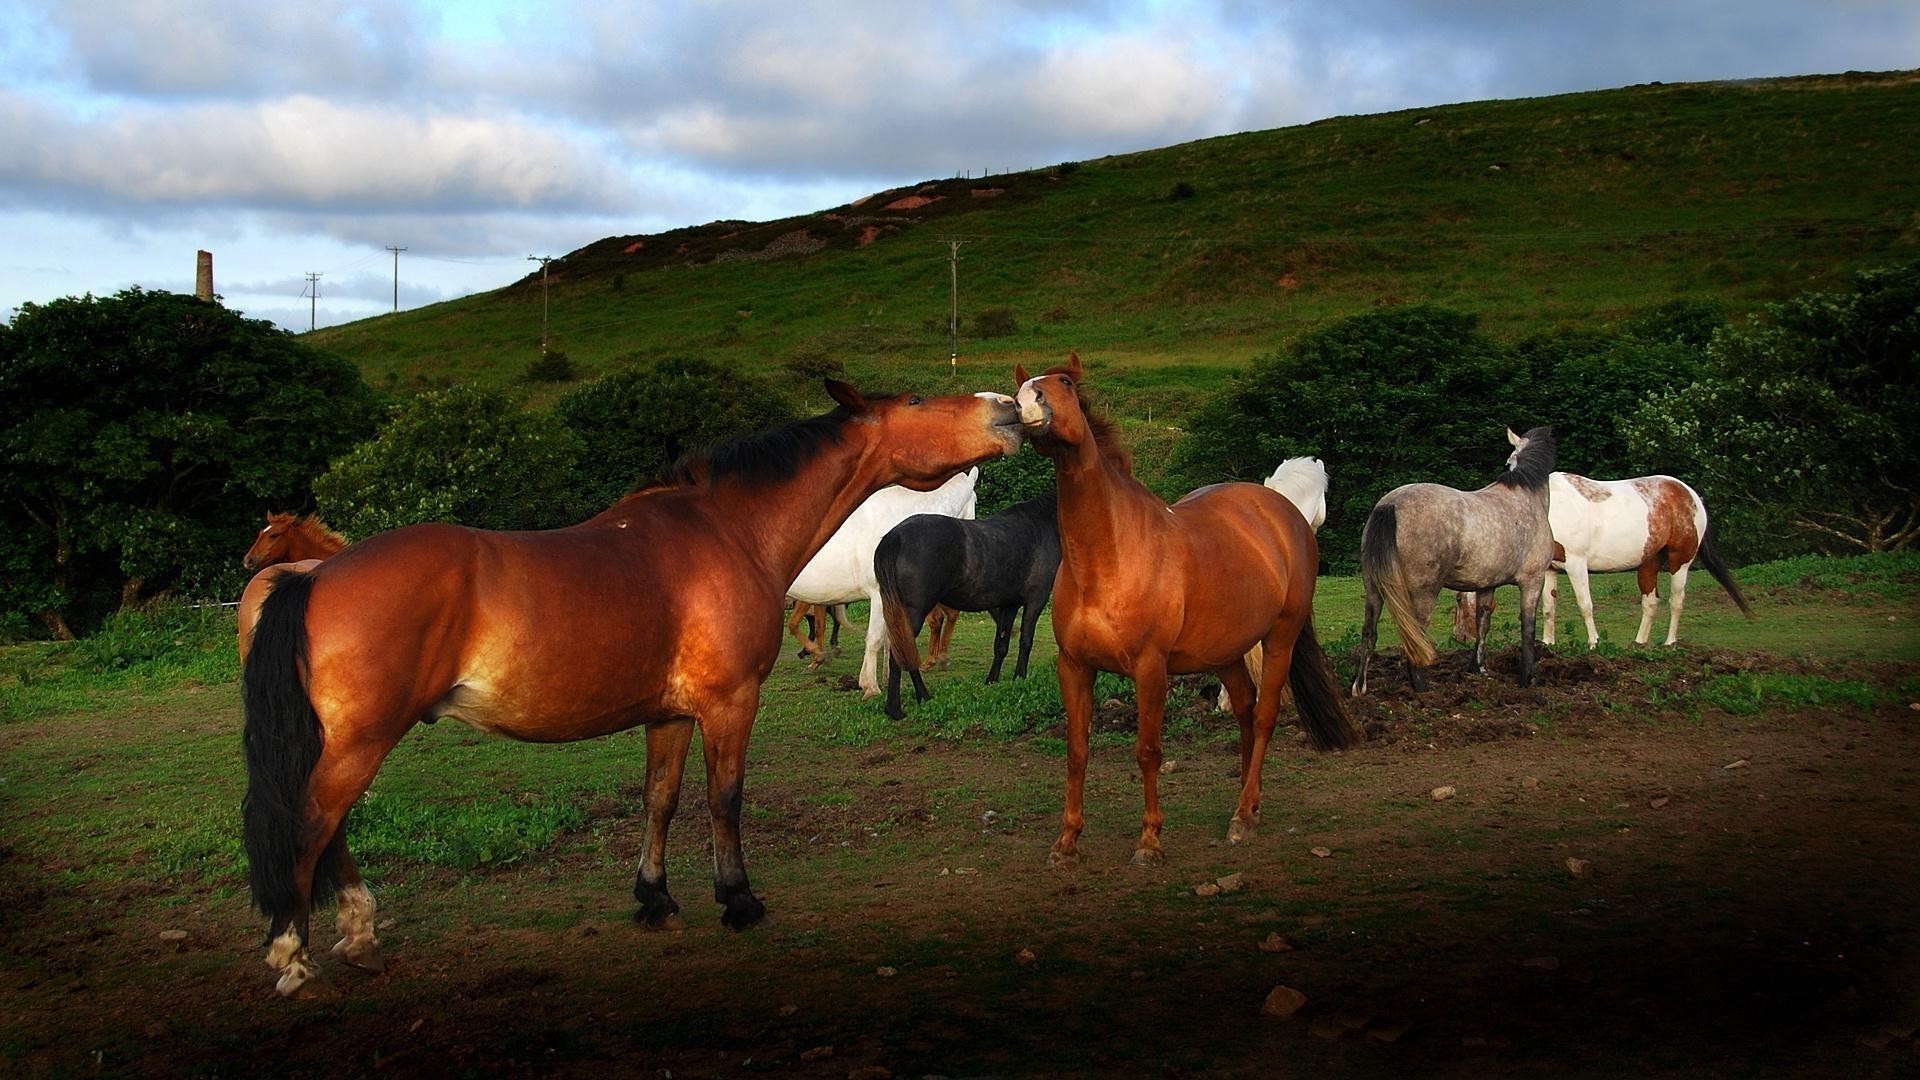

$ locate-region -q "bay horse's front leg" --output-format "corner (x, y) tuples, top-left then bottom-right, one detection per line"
(1130, 660), (1170, 866)
(698, 696), (767, 929)
(1049, 653), (1096, 867)
(1230, 633), (1294, 843)
(633, 717), (695, 929)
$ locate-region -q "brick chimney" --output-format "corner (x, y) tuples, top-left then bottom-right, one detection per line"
(195, 250), (213, 301)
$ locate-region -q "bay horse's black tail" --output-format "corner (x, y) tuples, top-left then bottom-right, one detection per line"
(1695, 518), (1753, 618)
(242, 570), (344, 923)
(874, 532), (924, 673)
(1290, 620), (1360, 750)
(1361, 504), (1437, 668)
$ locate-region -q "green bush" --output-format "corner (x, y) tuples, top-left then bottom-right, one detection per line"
(521, 349), (577, 383)
(315, 384), (583, 535)
(975, 447), (1056, 518)
(973, 307), (1019, 339)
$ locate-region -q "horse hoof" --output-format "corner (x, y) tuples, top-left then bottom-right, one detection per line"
(1131, 847), (1164, 868)
(331, 937), (386, 973)
(1045, 848), (1079, 870)
(274, 961), (334, 1000)
(884, 706), (905, 721)
(1227, 819), (1254, 845)
(721, 893), (767, 931)
(639, 911), (686, 932)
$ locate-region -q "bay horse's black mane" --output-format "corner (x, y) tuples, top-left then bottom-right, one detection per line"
(645, 394), (901, 492)
(1493, 425), (1556, 491)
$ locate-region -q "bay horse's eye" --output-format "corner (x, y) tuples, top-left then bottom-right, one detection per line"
(907, 395), (924, 406)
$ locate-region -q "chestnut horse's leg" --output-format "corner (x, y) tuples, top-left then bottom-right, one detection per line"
(1229, 630), (1295, 843)
(984, 606), (1017, 683)
(1048, 653), (1096, 867)
(633, 717), (696, 929)
(787, 604), (825, 665)
(1130, 659), (1170, 866)
(698, 695), (767, 929)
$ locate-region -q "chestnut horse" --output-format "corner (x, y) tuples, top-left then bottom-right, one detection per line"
(237, 514), (348, 664)
(1014, 354), (1355, 867)
(241, 383), (1022, 996)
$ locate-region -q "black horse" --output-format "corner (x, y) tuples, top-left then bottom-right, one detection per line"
(875, 492), (1062, 720)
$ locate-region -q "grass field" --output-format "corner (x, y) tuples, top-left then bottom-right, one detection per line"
(2, 554), (1916, 1076)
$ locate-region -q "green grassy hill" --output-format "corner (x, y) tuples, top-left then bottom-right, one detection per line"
(313, 71), (1919, 413)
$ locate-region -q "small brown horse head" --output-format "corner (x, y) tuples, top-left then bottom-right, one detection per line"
(825, 379), (1022, 489)
(1013, 353), (1132, 473)
(243, 513), (347, 572)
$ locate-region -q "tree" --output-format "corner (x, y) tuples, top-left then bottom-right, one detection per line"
(1626, 263), (1920, 555)
(314, 385), (582, 536)
(0, 289), (378, 637)
(1168, 305), (1533, 568)
(1518, 327), (1709, 477)
(553, 358), (796, 512)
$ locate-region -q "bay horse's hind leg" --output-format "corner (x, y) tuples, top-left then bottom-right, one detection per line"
(1229, 630), (1294, 844)
(697, 693), (768, 929)
(633, 717), (696, 929)
(266, 736), (396, 997)
(328, 839), (384, 973)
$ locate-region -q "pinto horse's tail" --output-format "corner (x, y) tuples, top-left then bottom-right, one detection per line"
(1695, 518), (1753, 619)
(1362, 504), (1438, 669)
(874, 533), (924, 673)
(242, 570), (344, 925)
(1289, 620), (1359, 750)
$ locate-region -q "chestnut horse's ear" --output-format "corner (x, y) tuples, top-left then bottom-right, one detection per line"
(1065, 350), (1083, 380)
(1013, 363), (1031, 387)
(825, 379), (866, 412)
(1506, 427), (1523, 447)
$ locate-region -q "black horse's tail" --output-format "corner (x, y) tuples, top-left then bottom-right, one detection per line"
(242, 570), (342, 923)
(1361, 504), (1437, 668)
(873, 533), (923, 673)
(1695, 518), (1753, 619)
(1289, 620), (1360, 750)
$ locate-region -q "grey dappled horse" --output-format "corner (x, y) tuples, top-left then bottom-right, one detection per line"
(1352, 426), (1556, 694)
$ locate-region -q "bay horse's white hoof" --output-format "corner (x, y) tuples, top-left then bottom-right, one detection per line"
(272, 954), (332, 998)
(331, 936), (386, 973)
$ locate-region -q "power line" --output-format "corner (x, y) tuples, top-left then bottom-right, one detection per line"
(385, 246), (408, 314)
(301, 272), (322, 332)
(940, 238), (969, 374)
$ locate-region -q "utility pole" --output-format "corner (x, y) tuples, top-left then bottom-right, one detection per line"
(527, 255), (554, 353)
(303, 272), (322, 331)
(385, 246), (407, 313)
(941, 239), (968, 375)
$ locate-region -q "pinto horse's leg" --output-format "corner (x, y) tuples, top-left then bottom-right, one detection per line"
(1230, 631), (1295, 843)
(985, 606), (1017, 683)
(1564, 556), (1599, 649)
(1664, 556), (1692, 646)
(857, 593), (888, 698)
(1048, 653), (1096, 868)
(1634, 557), (1661, 646)
(633, 717), (696, 929)
(1352, 580), (1382, 696)
(1470, 587), (1496, 674)
(698, 695), (767, 929)
(1130, 659), (1170, 867)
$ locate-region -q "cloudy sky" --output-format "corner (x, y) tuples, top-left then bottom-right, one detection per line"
(2, 1), (1914, 332)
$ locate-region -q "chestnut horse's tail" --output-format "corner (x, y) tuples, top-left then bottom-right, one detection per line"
(1362, 504), (1438, 669)
(1695, 518), (1753, 618)
(874, 533), (923, 673)
(242, 570), (344, 924)
(1289, 620), (1359, 750)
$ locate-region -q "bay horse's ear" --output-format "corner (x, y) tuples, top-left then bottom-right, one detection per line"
(1506, 427), (1523, 447)
(825, 379), (866, 412)
(1065, 350), (1083, 380)
(1013, 363), (1031, 387)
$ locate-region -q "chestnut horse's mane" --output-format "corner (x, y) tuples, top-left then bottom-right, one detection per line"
(633, 395), (901, 496)
(273, 513), (348, 549)
(1041, 363), (1133, 476)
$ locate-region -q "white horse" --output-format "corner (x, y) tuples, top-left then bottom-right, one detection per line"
(788, 467), (978, 696)
(1216, 457), (1328, 709)
(1454, 472), (1752, 648)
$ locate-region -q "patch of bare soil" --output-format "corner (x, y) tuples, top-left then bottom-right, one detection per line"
(4, 648), (1918, 1079)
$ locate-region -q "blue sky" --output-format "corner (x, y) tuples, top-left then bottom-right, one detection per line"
(2, 1), (1915, 332)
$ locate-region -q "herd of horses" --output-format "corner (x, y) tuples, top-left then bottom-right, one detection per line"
(234, 355), (1750, 997)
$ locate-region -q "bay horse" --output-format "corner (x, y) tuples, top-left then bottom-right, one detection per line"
(241, 382), (1023, 996)
(1352, 427), (1555, 695)
(1452, 472), (1752, 648)
(875, 489), (1062, 720)
(237, 514), (348, 664)
(785, 468), (978, 696)
(1014, 354), (1355, 867)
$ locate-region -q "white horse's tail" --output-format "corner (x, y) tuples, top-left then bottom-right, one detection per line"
(1264, 457), (1328, 533)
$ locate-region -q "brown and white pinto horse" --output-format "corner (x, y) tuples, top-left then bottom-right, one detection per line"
(241, 383), (1023, 996)
(237, 514), (349, 664)
(1454, 472), (1752, 648)
(1014, 354), (1355, 867)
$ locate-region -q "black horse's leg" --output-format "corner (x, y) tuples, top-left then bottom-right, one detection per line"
(885, 607), (931, 720)
(1013, 600), (1044, 679)
(985, 606), (1016, 683)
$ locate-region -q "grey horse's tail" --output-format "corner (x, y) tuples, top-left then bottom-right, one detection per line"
(1361, 504), (1437, 668)
(1695, 518), (1753, 618)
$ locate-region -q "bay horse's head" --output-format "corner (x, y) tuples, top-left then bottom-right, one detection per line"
(243, 513), (301, 572)
(825, 379), (1023, 490)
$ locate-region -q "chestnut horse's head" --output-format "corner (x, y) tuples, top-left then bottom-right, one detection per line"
(825, 379), (1023, 490)
(243, 513), (300, 572)
(1011, 350), (1086, 447)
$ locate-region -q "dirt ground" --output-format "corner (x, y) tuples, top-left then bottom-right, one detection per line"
(4, 644), (1919, 1078)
